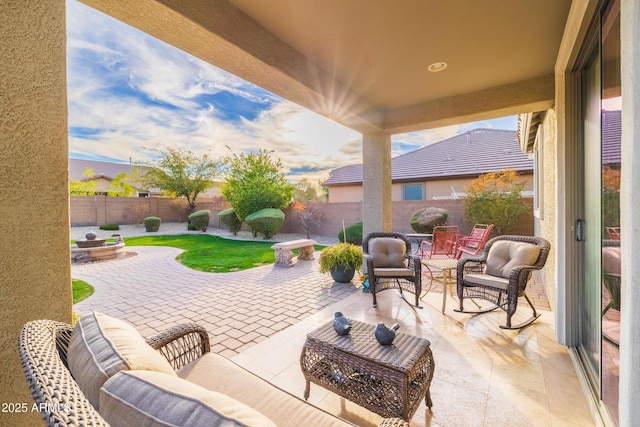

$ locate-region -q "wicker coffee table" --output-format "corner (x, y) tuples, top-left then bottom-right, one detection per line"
(300, 320), (434, 421)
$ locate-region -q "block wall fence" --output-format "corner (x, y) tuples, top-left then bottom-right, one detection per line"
(70, 196), (534, 238)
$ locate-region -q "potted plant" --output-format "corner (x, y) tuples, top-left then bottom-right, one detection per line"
(318, 242), (363, 283)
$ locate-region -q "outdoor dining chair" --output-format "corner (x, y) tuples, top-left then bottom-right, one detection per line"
(420, 226), (459, 260)
(455, 224), (494, 259)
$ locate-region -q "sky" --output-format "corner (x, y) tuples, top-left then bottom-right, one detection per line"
(66, 0), (517, 182)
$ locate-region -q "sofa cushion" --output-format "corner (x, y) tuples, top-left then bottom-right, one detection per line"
(100, 370), (276, 427)
(369, 238), (407, 268)
(603, 246), (621, 275)
(177, 353), (354, 427)
(485, 241), (540, 279)
(67, 312), (176, 409)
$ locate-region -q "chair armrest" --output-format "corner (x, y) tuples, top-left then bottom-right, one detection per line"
(456, 254), (486, 283)
(406, 253), (422, 273)
(507, 265), (538, 295)
(379, 418), (411, 427)
(458, 236), (483, 245)
(146, 323), (210, 370)
(364, 254), (375, 273)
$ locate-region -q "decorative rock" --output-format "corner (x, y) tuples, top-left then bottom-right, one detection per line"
(374, 322), (400, 346)
(332, 312), (352, 336)
(86, 231), (97, 240)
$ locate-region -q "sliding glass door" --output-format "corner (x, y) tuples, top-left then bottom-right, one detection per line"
(578, 1), (620, 424)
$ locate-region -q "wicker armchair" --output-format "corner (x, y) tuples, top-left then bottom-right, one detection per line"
(455, 235), (551, 329)
(19, 319), (410, 427)
(363, 232), (422, 308)
(19, 319), (209, 426)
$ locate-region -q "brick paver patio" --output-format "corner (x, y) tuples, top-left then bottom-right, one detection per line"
(73, 238), (551, 358)
(73, 245), (359, 358)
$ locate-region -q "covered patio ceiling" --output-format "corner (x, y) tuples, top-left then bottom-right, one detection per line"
(80, 0), (572, 134)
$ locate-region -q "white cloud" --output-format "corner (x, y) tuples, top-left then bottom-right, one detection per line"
(66, 0), (515, 182)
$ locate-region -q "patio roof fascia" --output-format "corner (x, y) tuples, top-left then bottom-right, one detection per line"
(383, 75), (555, 135)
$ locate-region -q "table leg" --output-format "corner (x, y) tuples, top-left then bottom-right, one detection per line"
(304, 379), (310, 400)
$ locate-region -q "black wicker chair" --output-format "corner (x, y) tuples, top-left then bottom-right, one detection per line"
(455, 235), (551, 329)
(363, 232), (422, 308)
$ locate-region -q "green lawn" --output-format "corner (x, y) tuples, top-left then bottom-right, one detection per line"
(124, 234), (325, 273)
(72, 279), (94, 304)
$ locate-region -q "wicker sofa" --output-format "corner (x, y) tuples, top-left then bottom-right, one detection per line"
(19, 313), (410, 427)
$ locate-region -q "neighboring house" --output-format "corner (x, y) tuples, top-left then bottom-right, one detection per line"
(69, 158), (158, 197)
(324, 129), (533, 202)
(69, 158), (222, 198)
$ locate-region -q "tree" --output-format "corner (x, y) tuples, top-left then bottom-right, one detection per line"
(69, 167), (98, 196)
(107, 172), (137, 197)
(220, 148), (295, 221)
(291, 178), (326, 238)
(293, 178), (326, 203)
(463, 169), (530, 235)
(139, 147), (220, 212)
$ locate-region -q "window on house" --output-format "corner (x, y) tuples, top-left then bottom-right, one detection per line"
(403, 184), (424, 201)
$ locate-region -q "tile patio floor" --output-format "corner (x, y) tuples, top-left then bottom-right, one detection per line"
(72, 230), (594, 427)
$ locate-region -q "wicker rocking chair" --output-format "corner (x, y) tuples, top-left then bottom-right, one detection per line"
(363, 232), (422, 308)
(455, 235), (551, 329)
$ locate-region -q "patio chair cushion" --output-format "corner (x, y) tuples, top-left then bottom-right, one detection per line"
(67, 311), (177, 409)
(485, 241), (541, 279)
(603, 246), (621, 275)
(373, 267), (415, 277)
(99, 370), (277, 427)
(369, 237), (407, 268)
(177, 352), (355, 427)
(463, 272), (510, 290)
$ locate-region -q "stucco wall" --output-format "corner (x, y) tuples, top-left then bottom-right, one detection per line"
(538, 110), (558, 311)
(0, 1), (70, 425)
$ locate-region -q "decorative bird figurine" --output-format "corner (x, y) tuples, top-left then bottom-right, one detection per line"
(332, 312), (352, 336)
(375, 322), (400, 346)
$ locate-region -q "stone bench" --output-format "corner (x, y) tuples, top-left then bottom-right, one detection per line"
(271, 239), (316, 267)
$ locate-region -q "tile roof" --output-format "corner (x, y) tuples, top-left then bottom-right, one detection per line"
(324, 129), (532, 186)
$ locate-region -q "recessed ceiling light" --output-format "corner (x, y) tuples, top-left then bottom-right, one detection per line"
(428, 62), (448, 72)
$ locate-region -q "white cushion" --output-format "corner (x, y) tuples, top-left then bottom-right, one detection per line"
(369, 238), (407, 268)
(603, 246), (621, 275)
(464, 272), (510, 290)
(485, 241), (540, 279)
(100, 370), (277, 427)
(177, 353), (353, 427)
(67, 312), (177, 409)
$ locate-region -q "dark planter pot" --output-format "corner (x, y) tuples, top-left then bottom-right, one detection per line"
(330, 265), (356, 283)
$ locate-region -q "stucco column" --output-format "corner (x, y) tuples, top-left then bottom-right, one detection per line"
(362, 131), (392, 237)
(619, 0), (640, 424)
(0, 1), (71, 426)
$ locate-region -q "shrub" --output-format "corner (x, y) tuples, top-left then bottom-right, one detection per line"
(187, 222), (197, 231)
(318, 243), (363, 273)
(99, 223), (120, 231)
(245, 208), (285, 239)
(188, 210), (210, 232)
(143, 216), (161, 232)
(410, 207), (448, 233)
(338, 221), (363, 245)
(218, 208), (242, 235)
(463, 169), (530, 235)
